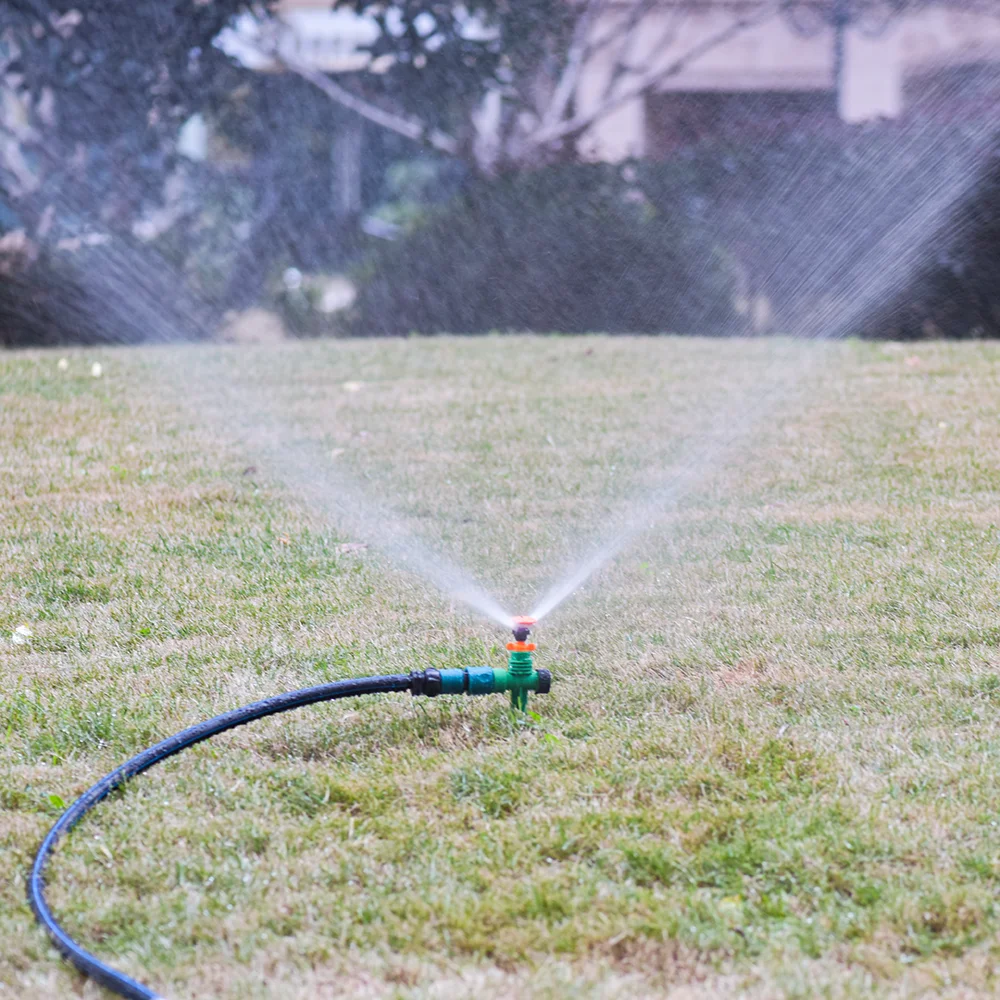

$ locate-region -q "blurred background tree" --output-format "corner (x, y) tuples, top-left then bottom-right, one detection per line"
(4, 0), (1000, 344)
(0, 0), (267, 343)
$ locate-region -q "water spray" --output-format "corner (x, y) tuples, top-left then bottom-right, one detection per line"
(29, 619), (551, 1000)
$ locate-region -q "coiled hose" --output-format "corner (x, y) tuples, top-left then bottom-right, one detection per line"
(29, 673), (417, 1000)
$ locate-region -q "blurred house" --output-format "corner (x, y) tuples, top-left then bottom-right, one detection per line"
(240, 1), (1000, 167)
(217, 1), (380, 75)
(581, 2), (1000, 161)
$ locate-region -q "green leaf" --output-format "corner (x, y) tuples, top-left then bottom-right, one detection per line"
(48, 793), (66, 810)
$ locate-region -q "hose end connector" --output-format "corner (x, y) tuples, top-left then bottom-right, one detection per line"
(410, 666), (496, 697)
(409, 668), (442, 697)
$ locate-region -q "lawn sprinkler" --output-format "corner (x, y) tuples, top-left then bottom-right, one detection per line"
(409, 615), (549, 712)
(30, 618), (552, 1000)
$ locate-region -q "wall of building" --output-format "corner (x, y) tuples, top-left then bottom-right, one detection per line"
(578, 3), (1000, 163)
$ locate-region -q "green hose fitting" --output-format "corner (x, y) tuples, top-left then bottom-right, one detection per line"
(436, 666), (496, 695)
(415, 663), (551, 706)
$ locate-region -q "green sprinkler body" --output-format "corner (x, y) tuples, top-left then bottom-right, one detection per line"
(410, 616), (549, 712)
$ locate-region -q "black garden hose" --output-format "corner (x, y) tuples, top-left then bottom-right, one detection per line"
(29, 672), (421, 1000)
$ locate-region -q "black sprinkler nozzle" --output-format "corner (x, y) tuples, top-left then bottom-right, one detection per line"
(511, 615), (536, 643)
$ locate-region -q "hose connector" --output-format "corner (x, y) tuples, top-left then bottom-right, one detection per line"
(409, 666), (497, 697)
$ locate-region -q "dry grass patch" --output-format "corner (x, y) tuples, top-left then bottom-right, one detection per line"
(4, 337), (1000, 999)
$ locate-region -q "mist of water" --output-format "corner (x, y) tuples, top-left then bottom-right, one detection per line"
(8, 48), (995, 633)
(9, 186), (515, 627)
(176, 351), (515, 627)
(530, 119), (990, 623)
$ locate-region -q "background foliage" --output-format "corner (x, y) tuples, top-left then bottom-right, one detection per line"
(3, 2), (1000, 343)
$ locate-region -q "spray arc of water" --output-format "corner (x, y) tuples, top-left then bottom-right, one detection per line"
(16, 188), (513, 627)
(530, 128), (988, 624)
(177, 352), (515, 628)
(14, 68), (995, 632)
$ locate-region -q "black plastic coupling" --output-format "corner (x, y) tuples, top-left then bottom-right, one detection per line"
(410, 668), (442, 697)
(536, 669), (552, 694)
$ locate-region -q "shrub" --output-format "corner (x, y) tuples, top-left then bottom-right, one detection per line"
(0, 240), (216, 347)
(346, 163), (741, 336)
(347, 125), (1000, 339)
(635, 124), (1000, 339)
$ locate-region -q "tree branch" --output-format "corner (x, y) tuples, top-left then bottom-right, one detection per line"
(584, 0), (657, 60)
(526, 4), (779, 151)
(258, 39), (459, 157)
(539, 0), (608, 130)
(597, 0), (661, 102)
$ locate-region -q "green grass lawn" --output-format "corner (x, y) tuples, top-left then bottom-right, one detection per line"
(4, 335), (1000, 999)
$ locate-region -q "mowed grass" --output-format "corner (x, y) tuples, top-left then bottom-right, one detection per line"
(3, 335), (1000, 999)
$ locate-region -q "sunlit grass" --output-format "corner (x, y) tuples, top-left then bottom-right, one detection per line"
(3, 336), (1000, 998)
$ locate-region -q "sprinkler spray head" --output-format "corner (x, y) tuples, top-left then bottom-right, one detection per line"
(511, 615), (536, 643)
(409, 615), (550, 712)
(505, 615), (541, 712)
